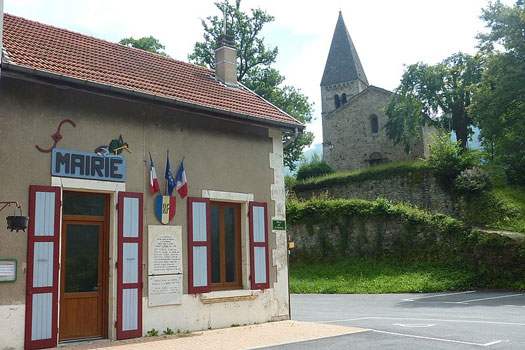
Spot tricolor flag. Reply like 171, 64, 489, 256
149, 152, 160, 194
165, 151, 176, 196
176, 159, 188, 199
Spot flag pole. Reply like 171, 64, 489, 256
165, 149, 169, 196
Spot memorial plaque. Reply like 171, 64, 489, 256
148, 275, 182, 306
148, 225, 182, 275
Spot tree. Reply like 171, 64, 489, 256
384, 53, 482, 152
470, 1, 525, 184
119, 36, 169, 56
189, 0, 314, 170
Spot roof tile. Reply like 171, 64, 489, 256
2, 13, 303, 128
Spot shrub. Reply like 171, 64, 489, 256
285, 175, 297, 193
483, 164, 508, 188
426, 134, 479, 188
296, 154, 334, 181
454, 166, 492, 194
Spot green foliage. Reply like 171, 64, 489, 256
290, 257, 482, 294
163, 327, 175, 335
465, 186, 525, 233
454, 166, 492, 194
426, 134, 479, 188
188, 0, 314, 170
483, 164, 508, 188
384, 52, 482, 151
146, 328, 159, 337
287, 196, 525, 292
284, 175, 297, 193
292, 161, 430, 192
471, 1, 525, 185
119, 36, 169, 56
295, 154, 334, 181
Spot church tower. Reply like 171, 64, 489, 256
321, 12, 369, 163
321, 12, 368, 118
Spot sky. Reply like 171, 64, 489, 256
3, 0, 514, 148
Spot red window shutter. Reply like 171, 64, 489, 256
249, 202, 270, 290
25, 186, 61, 350
187, 197, 211, 294
116, 192, 143, 340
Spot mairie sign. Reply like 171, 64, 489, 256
51, 149, 126, 182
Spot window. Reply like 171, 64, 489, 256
334, 94, 341, 109
370, 115, 379, 134
210, 201, 242, 290
187, 197, 269, 293
341, 93, 347, 105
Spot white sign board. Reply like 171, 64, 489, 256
0, 260, 17, 282
148, 225, 182, 275
148, 275, 182, 306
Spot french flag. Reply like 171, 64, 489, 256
149, 152, 160, 194
176, 160, 188, 199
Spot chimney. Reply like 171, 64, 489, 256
215, 34, 237, 87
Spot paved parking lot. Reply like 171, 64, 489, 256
264, 291, 525, 349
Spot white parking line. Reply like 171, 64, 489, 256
402, 290, 475, 302
319, 316, 525, 326
372, 330, 506, 347
392, 323, 435, 328
449, 293, 524, 304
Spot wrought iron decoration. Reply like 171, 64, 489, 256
35, 119, 77, 153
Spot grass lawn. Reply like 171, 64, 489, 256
289, 257, 524, 294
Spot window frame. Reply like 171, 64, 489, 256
370, 115, 379, 134
209, 201, 243, 291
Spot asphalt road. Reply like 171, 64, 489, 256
263, 291, 525, 349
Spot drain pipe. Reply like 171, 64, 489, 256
283, 128, 300, 148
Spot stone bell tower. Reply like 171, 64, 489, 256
321, 12, 369, 160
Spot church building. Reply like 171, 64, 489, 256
321, 12, 431, 172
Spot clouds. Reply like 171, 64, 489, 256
4, 0, 512, 146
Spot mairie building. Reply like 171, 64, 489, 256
0, 10, 301, 350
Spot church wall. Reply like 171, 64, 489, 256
323, 88, 426, 172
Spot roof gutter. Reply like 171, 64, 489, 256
2, 62, 305, 133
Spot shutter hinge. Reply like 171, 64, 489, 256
115, 203, 119, 210
114, 320, 118, 329
115, 261, 118, 269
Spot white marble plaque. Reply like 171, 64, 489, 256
148, 225, 182, 275
148, 275, 182, 306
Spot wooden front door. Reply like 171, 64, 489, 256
59, 192, 109, 341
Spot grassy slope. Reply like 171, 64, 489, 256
290, 257, 525, 294
292, 161, 430, 192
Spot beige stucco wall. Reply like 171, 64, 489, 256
322, 87, 426, 172
0, 76, 288, 347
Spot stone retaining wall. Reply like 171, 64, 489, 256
295, 172, 461, 216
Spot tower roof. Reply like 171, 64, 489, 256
321, 12, 368, 86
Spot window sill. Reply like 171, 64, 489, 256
199, 289, 260, 304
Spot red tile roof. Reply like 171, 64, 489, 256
1, 13, 303, 129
